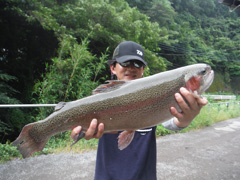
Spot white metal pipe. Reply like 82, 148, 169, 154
0, 104, 57, 108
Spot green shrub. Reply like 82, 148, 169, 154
0, 142, 20, 162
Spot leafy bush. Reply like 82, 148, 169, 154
156, 124, 173, 136
33, 37, 108, 119
0, 142, 20, 162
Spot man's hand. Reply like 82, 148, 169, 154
71, 119, 105, 141
170, 87, 208, 128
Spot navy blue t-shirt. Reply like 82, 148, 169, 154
94, 127, 157, 180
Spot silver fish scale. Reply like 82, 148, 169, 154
32, 74, 187, 135
13, 64, 214, 158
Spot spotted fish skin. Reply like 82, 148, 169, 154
13, 63, 214, 158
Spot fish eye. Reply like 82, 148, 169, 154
201, 69, 206, 75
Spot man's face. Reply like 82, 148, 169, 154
110, 62, 144, 81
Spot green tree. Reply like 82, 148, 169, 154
2, 0, 240, 143
0, 71, 30, 142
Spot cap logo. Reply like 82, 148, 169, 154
136, 49, 143, 56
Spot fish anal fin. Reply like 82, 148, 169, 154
92, 80, 127, 94
55, 102, 67, 111
118, 130, 135, 150
70, 131, 85, 147
12, 123, 48, 158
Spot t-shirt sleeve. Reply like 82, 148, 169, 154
162, 118, 186, 131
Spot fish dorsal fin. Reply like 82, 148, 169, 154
55, 102, 66, 111
92, 80, 127, 94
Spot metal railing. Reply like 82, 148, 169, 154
202, 95, 236, 100
207, 101, 240, 112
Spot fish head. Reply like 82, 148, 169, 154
184, 64, 214, 95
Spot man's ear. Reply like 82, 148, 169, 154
110, 65, 116, 75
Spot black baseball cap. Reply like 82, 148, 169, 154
108, 41, 147, 66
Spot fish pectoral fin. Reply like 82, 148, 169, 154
92, 80, 127, 94
118, 130, 135, 150
70, 131, 85, 147
55, 102, 67, 111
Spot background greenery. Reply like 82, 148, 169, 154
0, 0, 240, 154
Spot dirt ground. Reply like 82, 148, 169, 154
1, 117, 240, 180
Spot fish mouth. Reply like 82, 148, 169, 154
198, 70, 214, 95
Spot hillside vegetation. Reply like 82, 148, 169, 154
0, 0, 239, 144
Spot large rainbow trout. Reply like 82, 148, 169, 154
13, 63, 214, 158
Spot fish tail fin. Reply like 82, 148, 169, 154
12, 123, 47, 158
118, 130, 135, 150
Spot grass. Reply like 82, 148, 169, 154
1, 101, 240, 163
156, 101, 240, 136
29, 132, 99, 157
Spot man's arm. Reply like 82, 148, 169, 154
162, 118, 185, 131
163, 87, 208, 131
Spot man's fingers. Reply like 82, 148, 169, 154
94, 123, 104, 139
85, 118, 98, 140
170, 106, 183, 120
180, 88, 198, 108
71, 126, 82, 140
170, 87, 209, 128
71, 119, 106, 141
196, 97, 208, 107
175, 91, 190, 113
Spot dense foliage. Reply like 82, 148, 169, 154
0, 0, 239, 142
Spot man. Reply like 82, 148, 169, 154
71, 41, 207, 179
